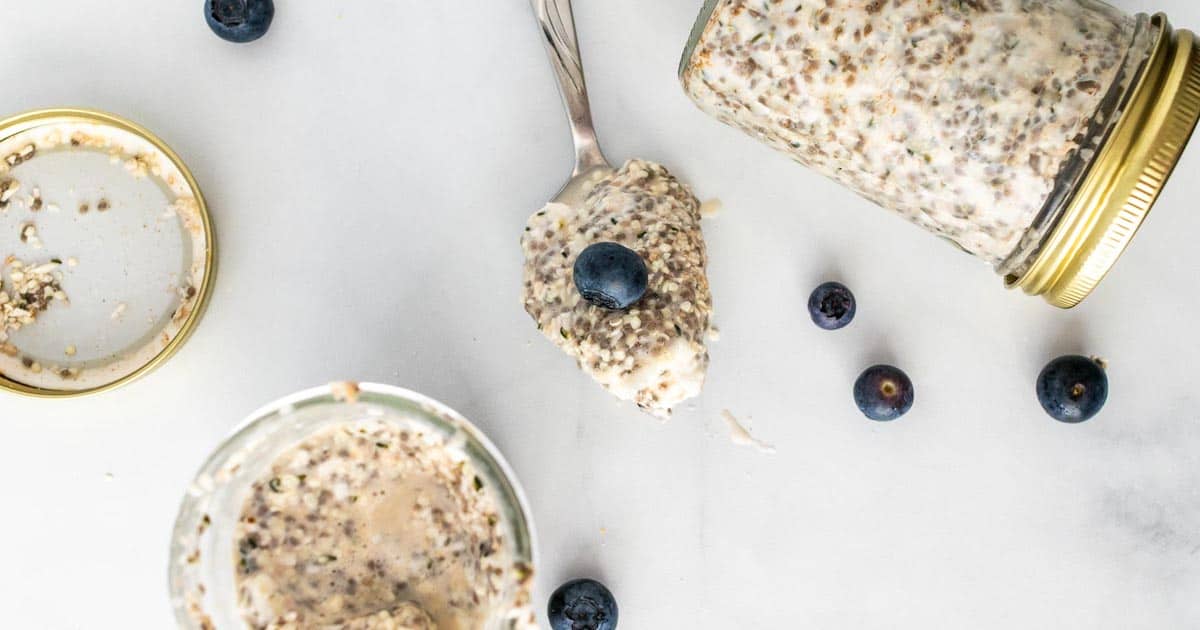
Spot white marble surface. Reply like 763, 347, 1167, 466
2, 1, 1199, 628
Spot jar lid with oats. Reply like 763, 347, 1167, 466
0, 108, 214, 395
680, 2, 1200, 308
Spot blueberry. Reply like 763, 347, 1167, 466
573, 243, 648, 310
808, 281, 856, 330
1036, 355, 1108, 423
548, 578, 618, 630
205, 0, 274, 43
853, 365, 914, 421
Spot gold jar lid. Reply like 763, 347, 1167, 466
0, 109, 216, 397
1009, 14, 1200, 308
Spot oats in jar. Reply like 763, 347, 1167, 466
234, 420, 526, 629
681, 0, 1154, 266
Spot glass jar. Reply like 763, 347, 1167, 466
168, 383, 537, 629
680, 1, 1200, 307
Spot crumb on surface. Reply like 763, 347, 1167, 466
721, 409, 777, 454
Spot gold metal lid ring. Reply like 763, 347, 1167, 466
0, 108, 216, 398
1009, 14, 1200, 308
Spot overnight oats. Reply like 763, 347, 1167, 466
522, 159, 714, 418
0, 109, 211, 393
169, 383, 536, 630
681, 1, 1200, 306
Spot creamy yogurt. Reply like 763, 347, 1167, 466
522, 159, 713, 417
681, 0, 1151, 265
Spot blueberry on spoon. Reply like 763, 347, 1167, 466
205, 0, 274, 43
549, 578, 618, 630
854, 365, 914, 421
574, 242, 648, 310
1037, 355, 1108, 423
808, 281, 856, 330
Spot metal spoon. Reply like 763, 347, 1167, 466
531, 0, 614, 206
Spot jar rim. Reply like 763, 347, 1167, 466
678, 0, 722, 82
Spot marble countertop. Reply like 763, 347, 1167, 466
2, 1, 1197, 627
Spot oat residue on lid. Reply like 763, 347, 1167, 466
0, 120, 210, 390
1, 257, 68, 340
521, 159, 714, 417
0, 177, 21, 209
18, 222, 41, 248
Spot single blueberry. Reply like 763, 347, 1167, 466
1036, 355, 1108, 423
548, 578, 618, 630
205, 0, 274, 43
808, 281, 856, 330
573, 242, 648, 310
854, 365, 914, 421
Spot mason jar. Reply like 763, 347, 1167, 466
680, 1, 1200, 307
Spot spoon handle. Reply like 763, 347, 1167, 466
531, 0, 610, 175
